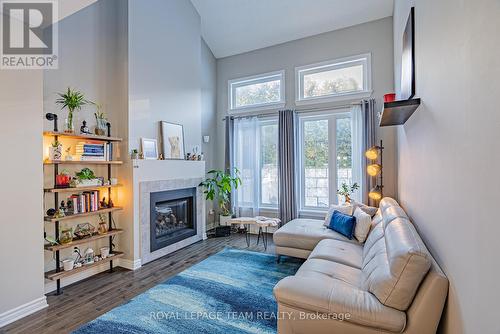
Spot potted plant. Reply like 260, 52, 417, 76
94, 103, 108, 136
49, 139, 62, 161
131, 149, 139, 160
199, 168, 241, 226
56, 87, 90, 133
337, 182, 359, 204
73, 168, 102, 187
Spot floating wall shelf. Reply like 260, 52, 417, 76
379, 98, 421, 127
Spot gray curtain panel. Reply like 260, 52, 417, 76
278, 109, 297, 225
224, 116, 235, 212
362, 99, 377, 205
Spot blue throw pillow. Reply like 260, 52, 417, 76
328, 210, 357, 239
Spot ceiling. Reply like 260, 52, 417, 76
191, 0, 394, 58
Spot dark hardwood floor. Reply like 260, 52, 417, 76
2, 233, 277, 334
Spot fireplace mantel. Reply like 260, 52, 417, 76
129, 159, 206, 266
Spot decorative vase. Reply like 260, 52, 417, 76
97, 222, 108, 235
59, 229, 73, 245
65, 110, 75, 133
219, 215, 232, 226
49, 145, 62, 161
344, 195, 351, 204
95, 118, 107, 136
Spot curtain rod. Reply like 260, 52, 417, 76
222, 101, 362, 121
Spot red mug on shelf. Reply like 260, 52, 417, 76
384, 93, 396, 103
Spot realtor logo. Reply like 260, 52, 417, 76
1, 0, 58, 69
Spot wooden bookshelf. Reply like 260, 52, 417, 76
43, 130, 124, 295
44, 207, 123, 223
44, 229, 124, 251
44, 184, 123, 193
45, 252, 124, 281
44, 160, 123, 165
43, 131, 123, 142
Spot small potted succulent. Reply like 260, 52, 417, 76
49, 139, 62, 161
131, 149, 139, 160
337, 182, 359, 204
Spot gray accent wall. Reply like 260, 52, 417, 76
394, 1, 500, 333
215, 17, 397, 198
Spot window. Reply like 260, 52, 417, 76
298, 110, 355, 214
234, 117, 278, 210
296, 54, 371, 104
229, 71, 285, 112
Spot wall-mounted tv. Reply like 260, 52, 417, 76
400, 7, 415, 100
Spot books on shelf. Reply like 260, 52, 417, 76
69, 191, 100, 214
76, 141, 113, 161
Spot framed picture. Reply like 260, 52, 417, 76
141, 138, 158, 160
160, 121, 185, 160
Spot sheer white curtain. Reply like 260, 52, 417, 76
233, 116, 260, 216
350, 104, 364, 202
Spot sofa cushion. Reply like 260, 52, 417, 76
273, 219, 360, 251
296, 258, 362, 287
353, 207, 371, 243
323, 204, 353, 227
351, 200, 378, 217
273, 275, 407, 332
328, 210, 356, 239
308, 239, 363, 269
361, 217, 431, 311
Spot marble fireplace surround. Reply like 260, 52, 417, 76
140, 177, 206, 264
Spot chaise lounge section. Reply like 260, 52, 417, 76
273, 198, 448, 333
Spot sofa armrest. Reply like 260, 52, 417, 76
273, 276, 406, 333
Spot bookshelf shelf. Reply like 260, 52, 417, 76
43, 131, 122, 142
45, 252, 124, 280
44, 207, 123, 223
44, 229, 124, 251
44, 160, 123, 165
44, 184, 123, 193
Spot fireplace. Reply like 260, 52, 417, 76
150, 187, 197, 252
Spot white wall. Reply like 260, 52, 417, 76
215, 17, 397, 199
128, 0, 201, 154
41, 0, 128, 278
123, 0, 203, 262
0, 0, 110, 325
201, 38, 218, 228
0, 70, 46, 322
394, 1, 500, 333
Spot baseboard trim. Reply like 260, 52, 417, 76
118, 258, 142, 270
0, 296, 48, 328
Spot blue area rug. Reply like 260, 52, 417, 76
73, 248, 302, 334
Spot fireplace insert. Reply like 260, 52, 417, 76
150, 187, 197, 252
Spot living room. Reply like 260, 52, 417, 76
0, 0, 498, 333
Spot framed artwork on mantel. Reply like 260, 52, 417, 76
160, 121, 185, 160
141, 138, 158, 160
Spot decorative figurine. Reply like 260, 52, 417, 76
108, 198, 114, 208
66, 200, 73, 213
159, 153, 164, 160
60, 200, 67, 213
80, 120, 91, 134
46, 208, 56, 217
186, 153, 191, 160
100, 197, 108, 208
64, 146, 73, 161
54, 209, 65, 218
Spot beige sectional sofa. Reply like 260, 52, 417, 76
273, 197, 448, 334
